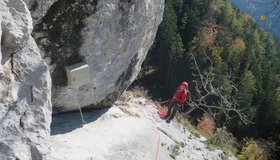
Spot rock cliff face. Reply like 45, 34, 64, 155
0, 0, 163, 158
32, 0, 164, 113
0, 0, 52, 159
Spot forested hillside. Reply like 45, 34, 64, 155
141, 0, 280, 158
231, 0, 280, 40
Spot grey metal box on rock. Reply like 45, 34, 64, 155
65, 62, 90, 88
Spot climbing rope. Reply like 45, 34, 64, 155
141, 102, 161, 160
71, 89, 87, 125
158, 99, 171, 105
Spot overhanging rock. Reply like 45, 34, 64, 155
33, 0, 164, 113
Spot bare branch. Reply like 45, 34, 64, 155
187, 52, 253, 125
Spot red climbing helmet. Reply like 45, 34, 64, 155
181, 82, 188, 88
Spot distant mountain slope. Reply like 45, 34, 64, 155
231, 0, 280, 40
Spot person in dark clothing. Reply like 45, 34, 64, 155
165, 82, 189, 123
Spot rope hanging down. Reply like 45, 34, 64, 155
72, 89, 87, 125
141, 102, 161, 160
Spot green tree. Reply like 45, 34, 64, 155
143, 1, 280, 152
265, 87, 280, 129
238, 70, 257, 120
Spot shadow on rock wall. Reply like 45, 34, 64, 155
51, 107, 110, 135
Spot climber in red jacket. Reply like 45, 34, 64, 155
165, 82, 189, 123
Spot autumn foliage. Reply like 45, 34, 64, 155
238, 139, 277, 160
196, 113, 215, 137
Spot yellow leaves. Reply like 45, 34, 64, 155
234, 37, 246, 53
211, 46, 223, 71
260, 15, 266, 21
212, 51, 223, 69
238, 139, 269, 160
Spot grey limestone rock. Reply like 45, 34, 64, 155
0, 0, 52, 159
33, 0, 164, 113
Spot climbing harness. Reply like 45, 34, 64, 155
159, 99, 185, 113
159, 90, 192, 113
